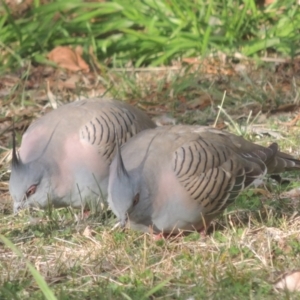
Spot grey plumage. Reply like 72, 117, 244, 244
9, 98, 156, 213
108, 125, 300, 234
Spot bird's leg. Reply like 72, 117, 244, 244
197, 227, 208, 237
194, 221, 211, 237
148, 226, 163, 240
78, 203, 91, 220
83, 209, 91, 218
152, 232, 165, 240
148, 226, 174, 240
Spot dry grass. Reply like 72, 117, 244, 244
1, 57, 300, 299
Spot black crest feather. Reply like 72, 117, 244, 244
12, 125, 21, 168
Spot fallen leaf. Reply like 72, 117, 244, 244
274, 270, 300, 292
278, 112, 300, 127
182, 57, 201, 65
251, 188, 272, 198
213, 121, 227, 130
187, 94, 212, 110
182, 55, 237, 76
47, 46, 90, 73
241, 126, 284, 139
82, 226, 92, 238
264, 227, 283, 240
58, 74, 81, 90
264, 0, 276, 4
270, 103, 299, 114
153, 114, 177, 126
280, 187, 300, 199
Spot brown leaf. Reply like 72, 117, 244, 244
264, 0, 275, 4
280, 187, 300, 199
270, 104, 299, 114
187, 94, 212, 110
59, 74, 82, 90
213, 121, 227, 130
153, 114, 177, 126
251, 188, 272, 198
47, 46, 90, 73
182, 57, 201, 65
82, 226, 93, 238
278, 112, 300, 127
243, 126, 283, 139
274, 270, 300, 292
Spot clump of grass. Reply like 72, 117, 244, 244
2, 201, 300, 299
0, 235, 57, 300
1, 0, 300, 70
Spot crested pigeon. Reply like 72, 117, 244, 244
108, 125, 300, 234
9, 98, 156, 213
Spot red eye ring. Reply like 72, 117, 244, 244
26, 185, 37, 198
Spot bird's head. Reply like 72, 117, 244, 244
107, 138, 142, 227
108, 133, 156, 227
9, 127, 60, 213
9, 157, 55, 213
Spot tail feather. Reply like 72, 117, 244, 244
240, 141, 300, 174
268, 144, 300, 173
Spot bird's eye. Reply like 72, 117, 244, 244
26, 185, 37, 198
133, 193, 139, 206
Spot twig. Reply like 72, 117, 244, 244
111, 66, 182, 72
258, 57, 288, 63
213, 90, 226, 128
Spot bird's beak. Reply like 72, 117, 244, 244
13, 201, 23, 214
120, 215, 128, 228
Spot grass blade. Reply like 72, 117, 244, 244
0, 235, 57, 300
143, 278, 172, 298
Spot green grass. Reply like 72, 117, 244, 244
0, 0, 300, 71
1, 199, 300, 299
